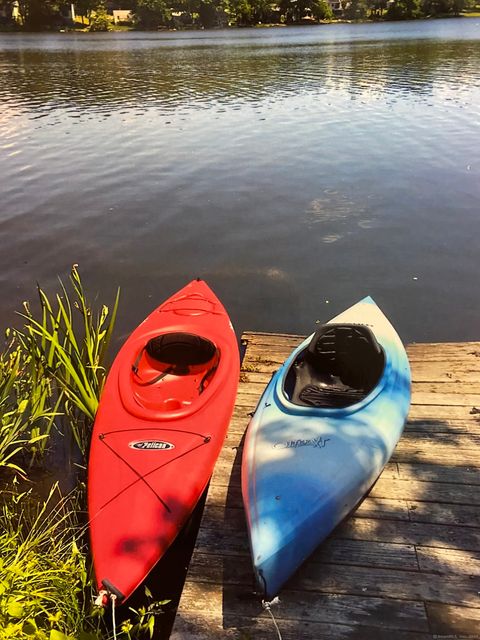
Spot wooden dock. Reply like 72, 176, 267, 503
171, 333, 480, 640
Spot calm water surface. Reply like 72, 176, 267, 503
1, 19, 479, 344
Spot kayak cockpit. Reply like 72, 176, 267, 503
284, 324, 385, 409
128, 332, 220, 414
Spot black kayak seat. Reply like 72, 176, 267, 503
145, 332, 218, 375
286, 324, 385, 409
131, 332, 219, 392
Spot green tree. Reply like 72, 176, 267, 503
75, 0, 98, 22
197, 0, 219, 26
0, 0, 15, 18
386, 0, 421, 18
171, 0, 226, 27
310, 0, 334, 19
343, 0, 368, 19
451, 0, 466, 13
134, 0, 171, 27
422, 0, 465, 13
251, 0, 278, 23
280, 0, 333, 20
226, 0, 254, 25
16, 0, 63, 29
278, 0, 312, 22
89, 1, 111, 29
368, 0, 388, 18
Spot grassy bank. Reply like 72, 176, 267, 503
0, 266, 173, 640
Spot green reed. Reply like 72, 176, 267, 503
0, 482, 168, 640
0, 482, 96, 640
0, 340, 56, 476
0, 482, 166, 640
0, 269, 169, 640
14, 265, 120, 457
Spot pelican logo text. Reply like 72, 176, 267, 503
129, 440, 175, 451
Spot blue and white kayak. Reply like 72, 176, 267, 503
241, 297, 411, 600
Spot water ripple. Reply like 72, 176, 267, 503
0, 21, 480, 341
1, 30, 479, 125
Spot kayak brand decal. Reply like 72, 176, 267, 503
274, 436, 330, 450
129, 440, 175, 451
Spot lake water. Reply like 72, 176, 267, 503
1, 19, 479, 345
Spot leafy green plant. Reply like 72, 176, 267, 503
0, 481, 170, 640
0, 268, 171, 640
88, 3, 111, 30
0, 482, 96, 640
119, 587, 170, 640
15, 265, 120, 457
0, 341, 55, 475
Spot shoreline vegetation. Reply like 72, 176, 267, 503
0, 0, 479, 33
0, 267, 173, 640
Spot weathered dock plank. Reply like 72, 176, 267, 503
171, 334, 480, 640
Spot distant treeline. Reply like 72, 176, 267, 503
0, 0, 474, 31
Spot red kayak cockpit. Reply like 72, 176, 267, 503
119, 331, 221, 419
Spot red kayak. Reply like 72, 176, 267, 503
88, 279, 239, 603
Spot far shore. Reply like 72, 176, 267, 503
1, 12, 479, 34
